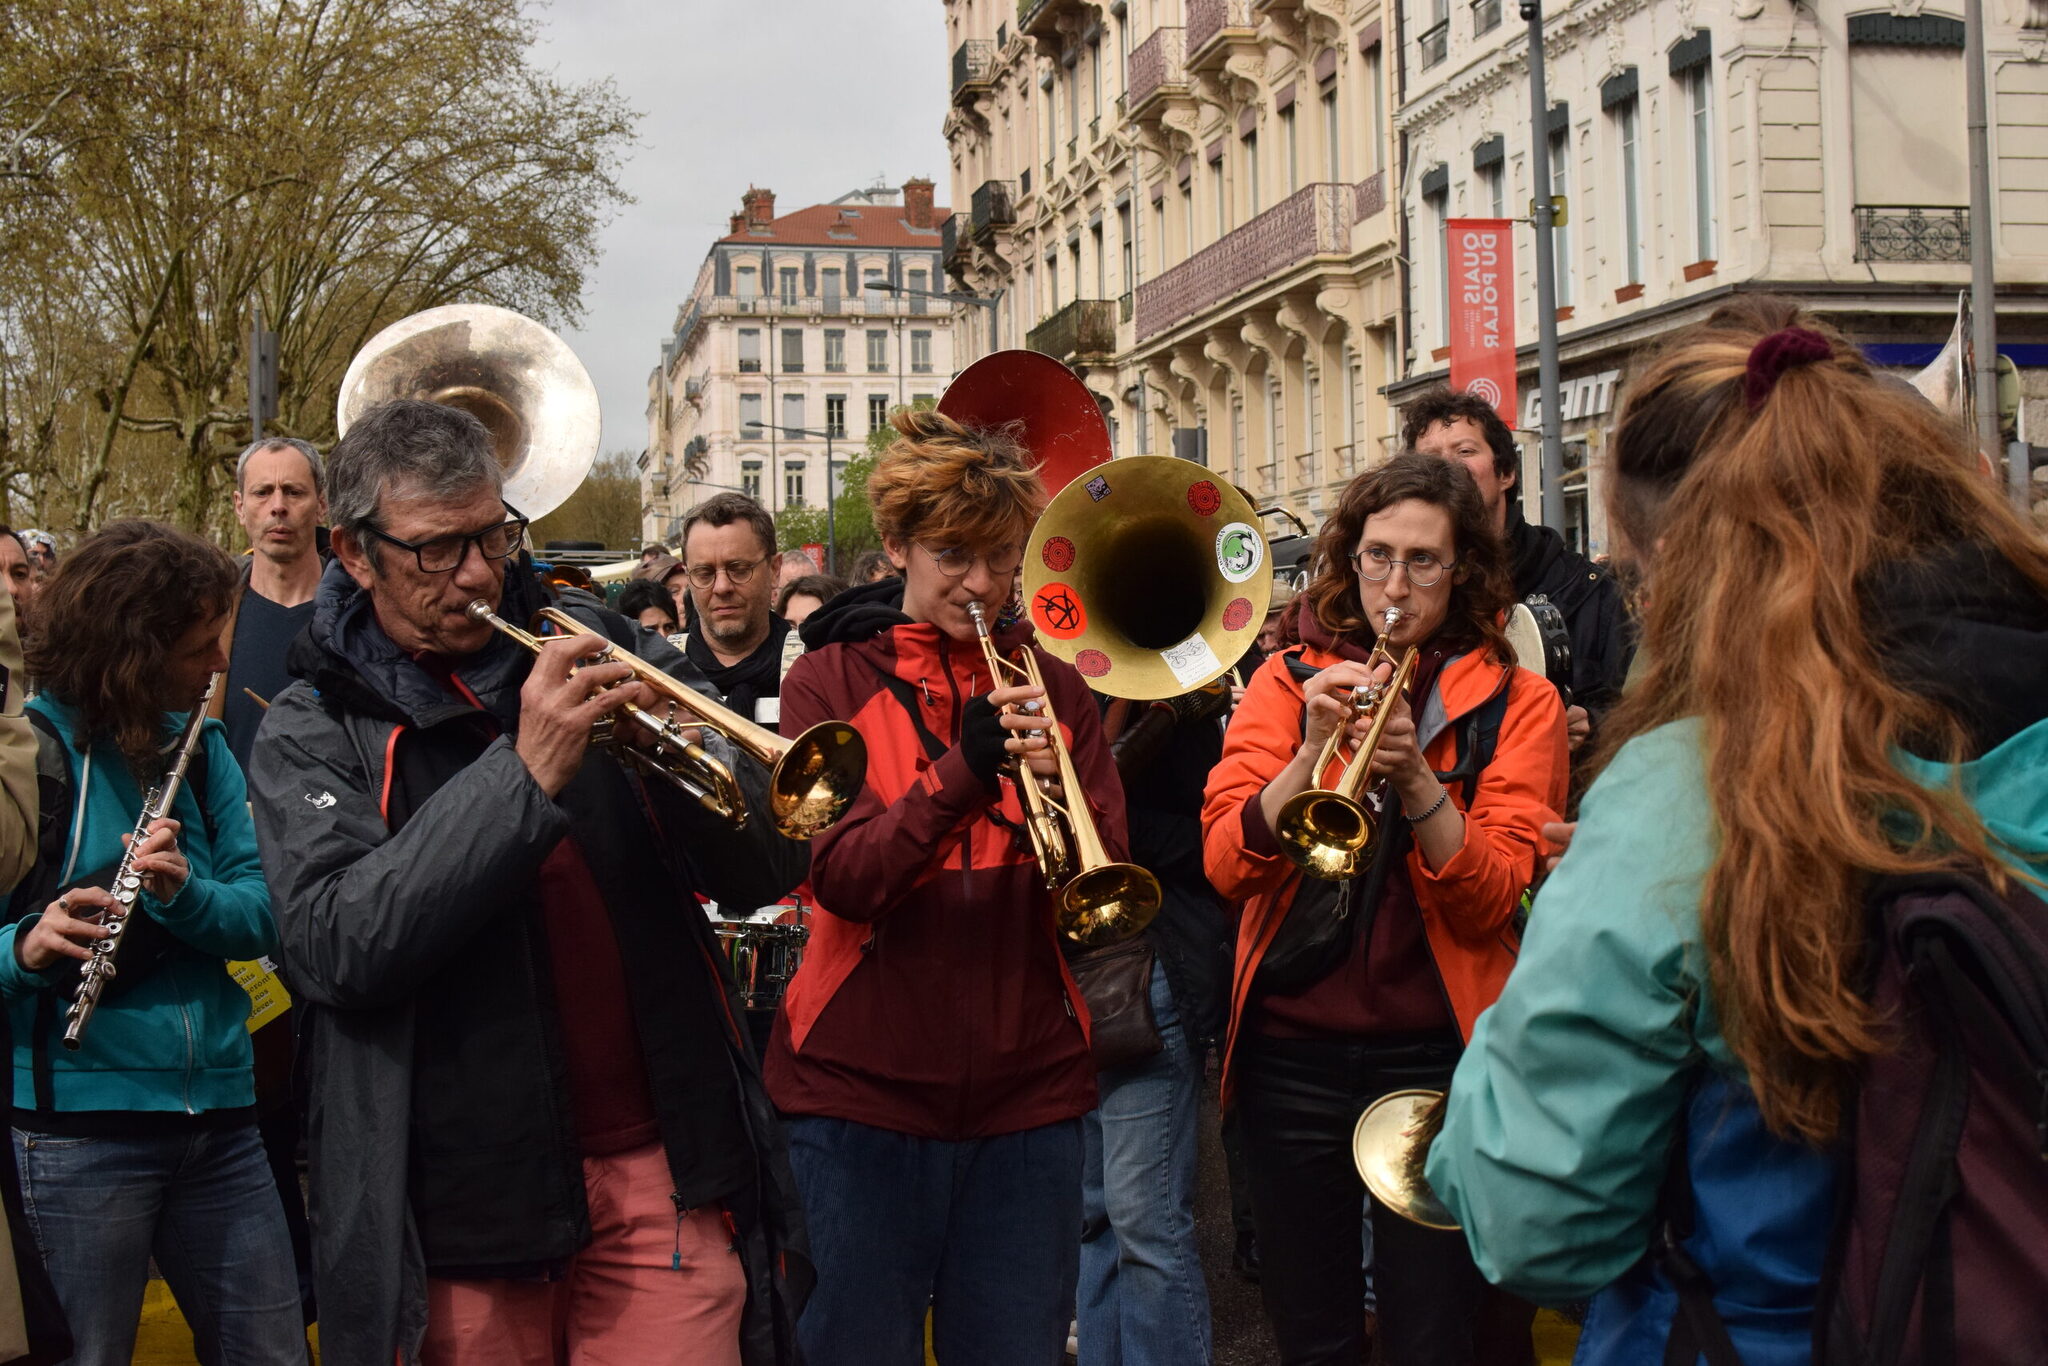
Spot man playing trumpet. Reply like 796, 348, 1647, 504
249, 399, 811, 1366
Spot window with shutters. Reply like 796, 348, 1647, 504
737, 329, 761, 373
825, 395, 847, 439
911, 331, 933, 373
824, 330, 846, 372
781, 329, 803, 373
866, 330, 888, 372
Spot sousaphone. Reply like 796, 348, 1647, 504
337, 304, 601, 520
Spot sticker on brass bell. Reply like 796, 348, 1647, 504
1031, 583, 1087, 640
1221, 596, 1254, 631
1214, 522, 1263, 583
1161, 633, 1223, 688
1075, 649, 1111, 677
1187, 480, 1222, 517
1041, 536, 1076, 572
1085, 475, 1111, 502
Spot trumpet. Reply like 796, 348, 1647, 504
467, 601, 866, 840
1351, 1088, 1459, 1229
969, 602, 1161, 947
1276, 608, 1420, 881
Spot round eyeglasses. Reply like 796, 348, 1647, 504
1354, 547, 1453, 589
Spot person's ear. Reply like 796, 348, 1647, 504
332, 528, 378, 591
884, 537, 910, 572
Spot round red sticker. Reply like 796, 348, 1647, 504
1031, 582, 1088, 640
1075, 649, 1111, 678
1041, 536, 1076, 572
1221, 596, 1254, 631
1187, 481, 1222, 517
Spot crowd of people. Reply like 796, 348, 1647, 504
0, 295, 2035, 1366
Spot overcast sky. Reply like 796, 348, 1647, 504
529, 0, 953, 458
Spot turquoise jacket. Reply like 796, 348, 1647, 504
0, 695, 276, 1114
1429, 715, 2048, 1363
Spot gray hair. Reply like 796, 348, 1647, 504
327, 400, 502, 549
235, 437, 327, 498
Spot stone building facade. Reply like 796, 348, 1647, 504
1390, 0, 2048, 554
944, 0, 1405, 527
643, 181, 958, 545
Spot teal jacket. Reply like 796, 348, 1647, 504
1429, 715, 2048, 1358
0, 695, 276, 1114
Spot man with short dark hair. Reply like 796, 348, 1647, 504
212, 437, 329, 771
676, 493, 800, 724
249, 399, 810, 1366
1402, 387, 1632, 749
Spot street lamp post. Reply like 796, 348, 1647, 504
744, 421, 840, 573
1522, 0, 1567, 534
868, 281, 1002, 354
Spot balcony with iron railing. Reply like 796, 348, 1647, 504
971, 179, 1017, 238
1188, 0, 1256, 66
1855, 206, 1970, 262
1026, 299, 1119, 364
1020, 0, 1089, 39
1134, 183, 1350, 341
952, 40, 996, 102
941, 213, 963, 268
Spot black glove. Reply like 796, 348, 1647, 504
959, 694, 1008, 792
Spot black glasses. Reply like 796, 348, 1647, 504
364, 504, 529, 574
682, 556, 766, 590
1355, 547, 1453, 589
917, 542, 1025, 579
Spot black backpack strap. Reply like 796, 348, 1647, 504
1653, 1083, 1749, 1366
1437, 680, 1512, 807
868, 666, 949, 764
23, 709, 72, 905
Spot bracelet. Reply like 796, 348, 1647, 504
1405, 787, 1451, 824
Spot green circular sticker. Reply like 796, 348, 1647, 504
1215, 522, 1263, 584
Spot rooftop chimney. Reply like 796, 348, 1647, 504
742, 186, 776, 229
902, 178, 935, 230
728, 212, 746, 235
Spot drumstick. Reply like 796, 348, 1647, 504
242, 688, 270, 710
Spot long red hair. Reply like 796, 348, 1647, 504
1598, 297, 2048, 1145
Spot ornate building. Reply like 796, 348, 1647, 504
1390, 0, 2048, 553
943, 0, 1404, 527
643, 181, 957, 544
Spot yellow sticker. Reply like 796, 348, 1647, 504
227, 957, 292, 1034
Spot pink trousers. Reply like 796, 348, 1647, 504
421, 1141, 745, 1366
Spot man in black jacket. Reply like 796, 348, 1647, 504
248, 400, 811, 1366
1403, 387, 1633, 750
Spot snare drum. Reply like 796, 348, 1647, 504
712, 918, 808, 1012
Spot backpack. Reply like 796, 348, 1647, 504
1658, 870, 2048, 1366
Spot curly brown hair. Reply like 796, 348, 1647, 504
867, 407, 1046, 551
28, 521, 238, 775
1302, 452, 1512, 662
1398, 386, 1520, 480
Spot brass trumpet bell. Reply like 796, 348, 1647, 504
1277, 629, 1419, 881
1351, 1089, 1460, 1230
338, 304, 601, 521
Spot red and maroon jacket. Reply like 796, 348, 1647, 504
765, 585, 1125, 1139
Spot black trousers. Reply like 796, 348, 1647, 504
1234, 1030, 1533, 1366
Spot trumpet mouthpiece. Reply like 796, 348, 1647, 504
465, 600, 494, 622
1381, 607, 1402, 629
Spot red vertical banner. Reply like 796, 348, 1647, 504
1446, 219, 1517, 425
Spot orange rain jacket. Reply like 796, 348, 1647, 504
1203, 641, 1567, 1104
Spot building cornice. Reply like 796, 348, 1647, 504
1395, 0, 1656, 137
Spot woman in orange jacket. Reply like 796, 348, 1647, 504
1202, 452, 1567, 1366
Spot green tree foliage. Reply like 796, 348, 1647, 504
0, 0, 636, 538
532, 452, 641, 552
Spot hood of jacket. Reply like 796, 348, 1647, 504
799, 577, 1040, 665
1868, 541, 2048, 761
286, 555, 550, 731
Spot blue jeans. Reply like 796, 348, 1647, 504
786, 1114, 1082, 1366
13, 1121, 305, 1366
1077, 957, 1212, 1366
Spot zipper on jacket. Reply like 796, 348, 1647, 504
671, 1192, 686, 1270
172, 962, 197, 1115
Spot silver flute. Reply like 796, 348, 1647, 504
62, 674, 218, 1050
